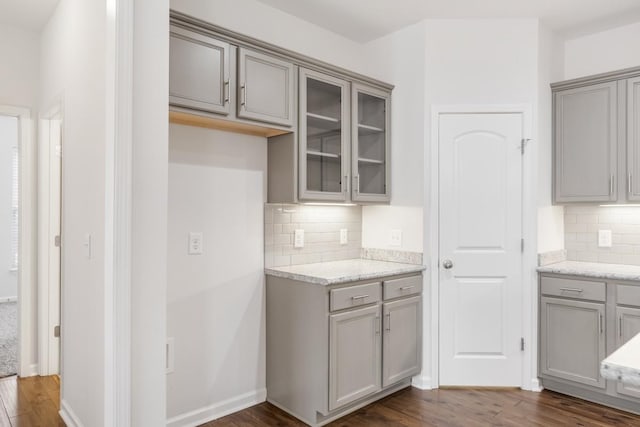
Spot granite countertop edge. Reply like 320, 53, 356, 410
537, 261, 640, 282
265, 261, 426, 286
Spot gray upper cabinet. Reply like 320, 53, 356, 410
627, 77, 640, 201
299, 68, 350, 202
382, 296, 421, 387
169, 25, 231, 115
329, 304, 381, 411
540, 296, 606, 389
554, 82, 617, 203
237, 48, 295, 127
352, 83, 391, 203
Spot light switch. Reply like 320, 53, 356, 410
294, 229, 305, 248
390, 229, 402, 247
340, 229, 348, 245
598, 230, 612, 248
189, 232, 203, 254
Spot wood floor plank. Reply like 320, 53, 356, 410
201, 387, 640, 427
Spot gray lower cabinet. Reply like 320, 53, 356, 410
382, 295, 421, 387
329, 305, 381, 410
169, 25, 231, 115
539, 274, 640, 414
266, 273, 422, 426
540, 296, 606, 389
237, 48, 295, 127
553, 82, 617, 203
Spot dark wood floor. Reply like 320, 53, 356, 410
0, 375, 64, 427
202, 387, 640, 426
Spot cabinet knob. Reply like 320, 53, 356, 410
442, 259, 453, 269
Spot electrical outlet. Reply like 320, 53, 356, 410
294, 229, 305, 248
598, 229, 612, 248
390, 229, 402, 247
189, 232, 203, 254
340, 229, 348, 245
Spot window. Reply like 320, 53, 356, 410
10, 146, 18, 271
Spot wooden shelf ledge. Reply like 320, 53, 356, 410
169, 111, 291, 138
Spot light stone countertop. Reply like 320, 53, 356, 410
537, 261, 640, 282
601, 332, 640, 387
265, 259, 426, 285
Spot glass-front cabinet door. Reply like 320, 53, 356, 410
299, 68, 350, 201
352, 83, 391, 203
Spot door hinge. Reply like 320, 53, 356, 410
54, 235, 61, 247
521, 138, 531, 155
54, 325, 60, 338
521, 337, 525, 351
521, 238, 524, 252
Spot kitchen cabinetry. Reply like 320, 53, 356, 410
352, 84, 391, 203
169, 25, 231, 115
539, 273, 640, 414
552, 66, 640, 204
266, 272, 422, 426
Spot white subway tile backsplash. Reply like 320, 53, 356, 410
264, 204, 363, 268
564, 206, 640, 266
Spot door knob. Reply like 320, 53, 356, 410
442, 259, 453, 269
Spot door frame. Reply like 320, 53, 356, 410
0, 105, 36, 377
425, 104, 538, 391
38, 101, 63, 376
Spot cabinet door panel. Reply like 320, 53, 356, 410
169, 26, 230, 115
329, 305, 381, 410
352, 83, 391, 203
383, 296, 421, 387
237, 48, 294, 127
615, 306, 640, 398
628, 77, 640, 201
540, 297, 606, 388
554, 82, 617, 202
299, 68, 350, 202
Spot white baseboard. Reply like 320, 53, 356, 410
530, 378, 544, 392
411, 375, 434, 390
19, 363, 38, 378
0, 296, 17, 303
166, 388, 267, 427
60, 399, 84, 427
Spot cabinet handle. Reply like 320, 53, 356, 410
385, 313, 391, 332
399, 286, 414, 291
599, 313, 603, 335
224, 80, 230, 104
559, 287, 583, 293
629, 173, 633, 195
610, 174, 615, 196
375, 316, 380, 335
620, 315, 623, 338
241, 83, 247, 106
351, 294, 369, 301
355, 175, 360, 193
344, 174, 349, 194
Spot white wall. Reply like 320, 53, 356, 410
537, 24, 565, 253
0, 22, 40, 374
564, 21, 640, 80
0, 116, 17, 299
167, 125, 267, 423
40, 0, 107, 424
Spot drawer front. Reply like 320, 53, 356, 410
617, 284, 640, 307
383, 275, 422, 300
541, 276, 605, 302
330, 282, 381, 312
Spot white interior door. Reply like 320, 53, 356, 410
438, 112, 523, 386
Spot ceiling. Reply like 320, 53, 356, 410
256, 0, 640, 42
0, 0, 60, 32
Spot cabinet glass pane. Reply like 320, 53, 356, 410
306, 78, 343, 193
357, 92, 386, 195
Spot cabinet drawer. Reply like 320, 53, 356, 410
330, 282, 381, 312
383, 275, 422, 300
617, 284, 640, 307
541, 276, 605, 302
